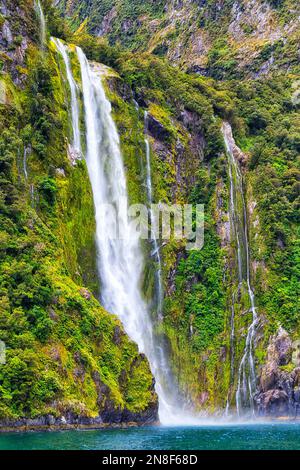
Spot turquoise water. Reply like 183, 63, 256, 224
1, 423, 300, 450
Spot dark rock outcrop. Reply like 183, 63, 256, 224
0, 0, 36, 85
146, 113, 171, 142
0, 403, 158, 432
255, 328, 300, 417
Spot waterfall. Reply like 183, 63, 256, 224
51, 38, 82, 157
23, 146, 30, 180
144, 113, 164, 321
34, 0, 46, 47
222, 122, 258, 416
75, 46, 187, 424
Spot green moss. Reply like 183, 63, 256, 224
0, 36, 157, 421
2, 0, 299, 419
279, 363, 295, 373
56, 161, 99, 294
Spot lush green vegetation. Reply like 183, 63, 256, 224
34, 14, 300, 410
232, 77, 300, 335
0, 15, 156, 421
59, 0, 165, 49
0, 0, 299, 419
58, 0, 300, 80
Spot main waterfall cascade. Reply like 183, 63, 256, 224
76, 47, 187, 424
222, 122, 258, 416
50, 39, 249, 424
50, 36, 192, 423
38, 0, 258, 419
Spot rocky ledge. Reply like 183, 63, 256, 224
0, 404, 159, 433
255, 327, 300, 418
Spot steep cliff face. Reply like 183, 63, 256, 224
70, 10, 300, 414
0, 0, 299, 423
255, 328, 300, 417
0, 1, 157, 429
0, 0, 36, 85
107, 62, 228, 410
59, 0, 300, 77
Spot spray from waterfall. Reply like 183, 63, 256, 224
144, 112, 164, 321
222, 122, 258, 416
34, 0, 46, 47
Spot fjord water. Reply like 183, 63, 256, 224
75, 47, 183, 424
1, 423, 300, 450
222, 122, 258, 415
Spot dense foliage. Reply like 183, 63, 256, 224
0, 22, 156, 420
0, 0, 299, 419
233, 77, 300, 333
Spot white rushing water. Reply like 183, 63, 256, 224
144, 112, 163, 321
75, 46, 187, 424
34, 0, 46, 47
23, 146, 30, 180
222, 122, 258, 416
51, 38, 82, 156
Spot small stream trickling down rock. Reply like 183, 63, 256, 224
34, 1, 46, 48
222, 122, 258, 416
51, 38, 82, 158
144, 111, 164, 322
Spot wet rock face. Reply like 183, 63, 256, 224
0, 0, 36, 85
97, 6, 117, 36
100, 401, 158, 425
276, 329, 293, 366
0, 403, 159, 431
146, 113, 171, 142
256, 389, 289, 416
0, 368, 158, 431
255, 328, 300, 417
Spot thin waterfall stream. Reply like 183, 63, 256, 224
23, 146, 30, 180
222, 122, 258, 416
51, 38, 82, 158
34, 0, 46, 47
144, 112, 164, 321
